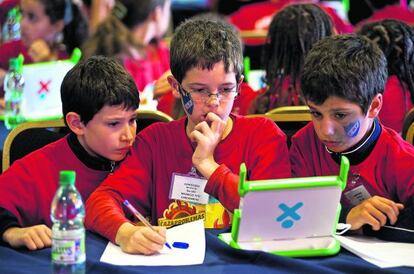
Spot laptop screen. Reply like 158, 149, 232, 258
238, 185, 342, 242
21, 60, 75, 121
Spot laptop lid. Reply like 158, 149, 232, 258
237, 181, 343, 242
20, 49, 81, 121
232, 156, 349, 250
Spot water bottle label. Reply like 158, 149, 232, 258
52, 230, 85, 264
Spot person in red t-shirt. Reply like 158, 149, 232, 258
82, 0, 171, 93
352, 0, 414, 27
358, 19, 414, 134
228, 0, 352, 46
291, 35, 414, 234
85, 18, 291, 255
249, 4, 334, 114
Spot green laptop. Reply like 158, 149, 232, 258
219, 156, 349, 257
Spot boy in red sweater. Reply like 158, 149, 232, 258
290, 35, 414, 233
0, 56, 140, 250
85, 18, 291, 255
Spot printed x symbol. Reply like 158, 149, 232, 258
276, 202, 304, 229
37, 80, 51, 94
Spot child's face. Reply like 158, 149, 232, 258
20, 0, 64, 46
77, 105, 137, 161
308, 95, 381, 153
177, 61, 239, 132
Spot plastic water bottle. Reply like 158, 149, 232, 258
4, 55, 25, 130
50, 171, 85, 274
1, 7, 21, 43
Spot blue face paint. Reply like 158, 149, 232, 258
181, 91, 194, 115
172, 241, 189, 249
344, 120, 360, 138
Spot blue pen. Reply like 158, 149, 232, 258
123, 200, 172, 249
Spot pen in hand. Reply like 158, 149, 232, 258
123, 200, 172, 249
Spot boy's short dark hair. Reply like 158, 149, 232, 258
169, 18, 243, 83
61, 56, 140, 126
301, 34, 388, 114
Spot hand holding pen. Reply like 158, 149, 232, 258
123, 200, 171, 249
114, 200, 169, 255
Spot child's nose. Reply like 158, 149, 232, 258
321, 118, 336, 136
205, 93, 220, 108
122, 125, 135, 142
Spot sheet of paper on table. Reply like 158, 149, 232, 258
100, 219, 205, 266
336, 235, 414, 268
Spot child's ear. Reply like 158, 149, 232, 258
65, 112, 85, 135
167, 75, 180, 98
367, 94, 383, 118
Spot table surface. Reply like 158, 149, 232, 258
0, 230, 412, 274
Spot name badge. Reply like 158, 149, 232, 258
344, 185, 372, 206
169, 168, 209, 205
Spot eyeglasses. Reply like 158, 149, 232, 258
177, 83, 238, 103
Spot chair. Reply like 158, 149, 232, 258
2, 119, 68, 172
266, 105, 311, 115
402, 107, 414, 145
405, 123, 414, 145
239, 30, 268, 40
248, 108, 312, 147
136, 109, 173, 133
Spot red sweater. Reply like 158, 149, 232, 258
379, 76, 413, 133
0, 40, 32, 70
290, 122, 414, 207
85, 114, 291, 242
0, 136, 110, 227
358, 5, 414, 27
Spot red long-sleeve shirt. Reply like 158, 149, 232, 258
0, 136, 110, 227
290, 122, 414, 207
86, 114, 291, 242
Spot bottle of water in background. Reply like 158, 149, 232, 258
4, 55, 25, 130
1, 7, 21, 43
50, 171, 85, 274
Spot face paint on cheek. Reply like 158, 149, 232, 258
181, 92, 194, 115
344, 120, 360, 138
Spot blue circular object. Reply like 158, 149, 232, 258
282, 219, 294, 229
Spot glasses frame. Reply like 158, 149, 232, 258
177, 82, 240, 104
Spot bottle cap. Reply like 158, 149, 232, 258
7, 55, 24, 72
8, 58, 18, 70
59, 170, 76, 186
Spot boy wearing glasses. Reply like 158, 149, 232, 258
85, 18, 291, 255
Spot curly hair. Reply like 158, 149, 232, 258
358, 19, 414, 105
251, 4, 333, 114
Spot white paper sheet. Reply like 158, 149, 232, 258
336, 235, 414, 268
100, 219, 206, 266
